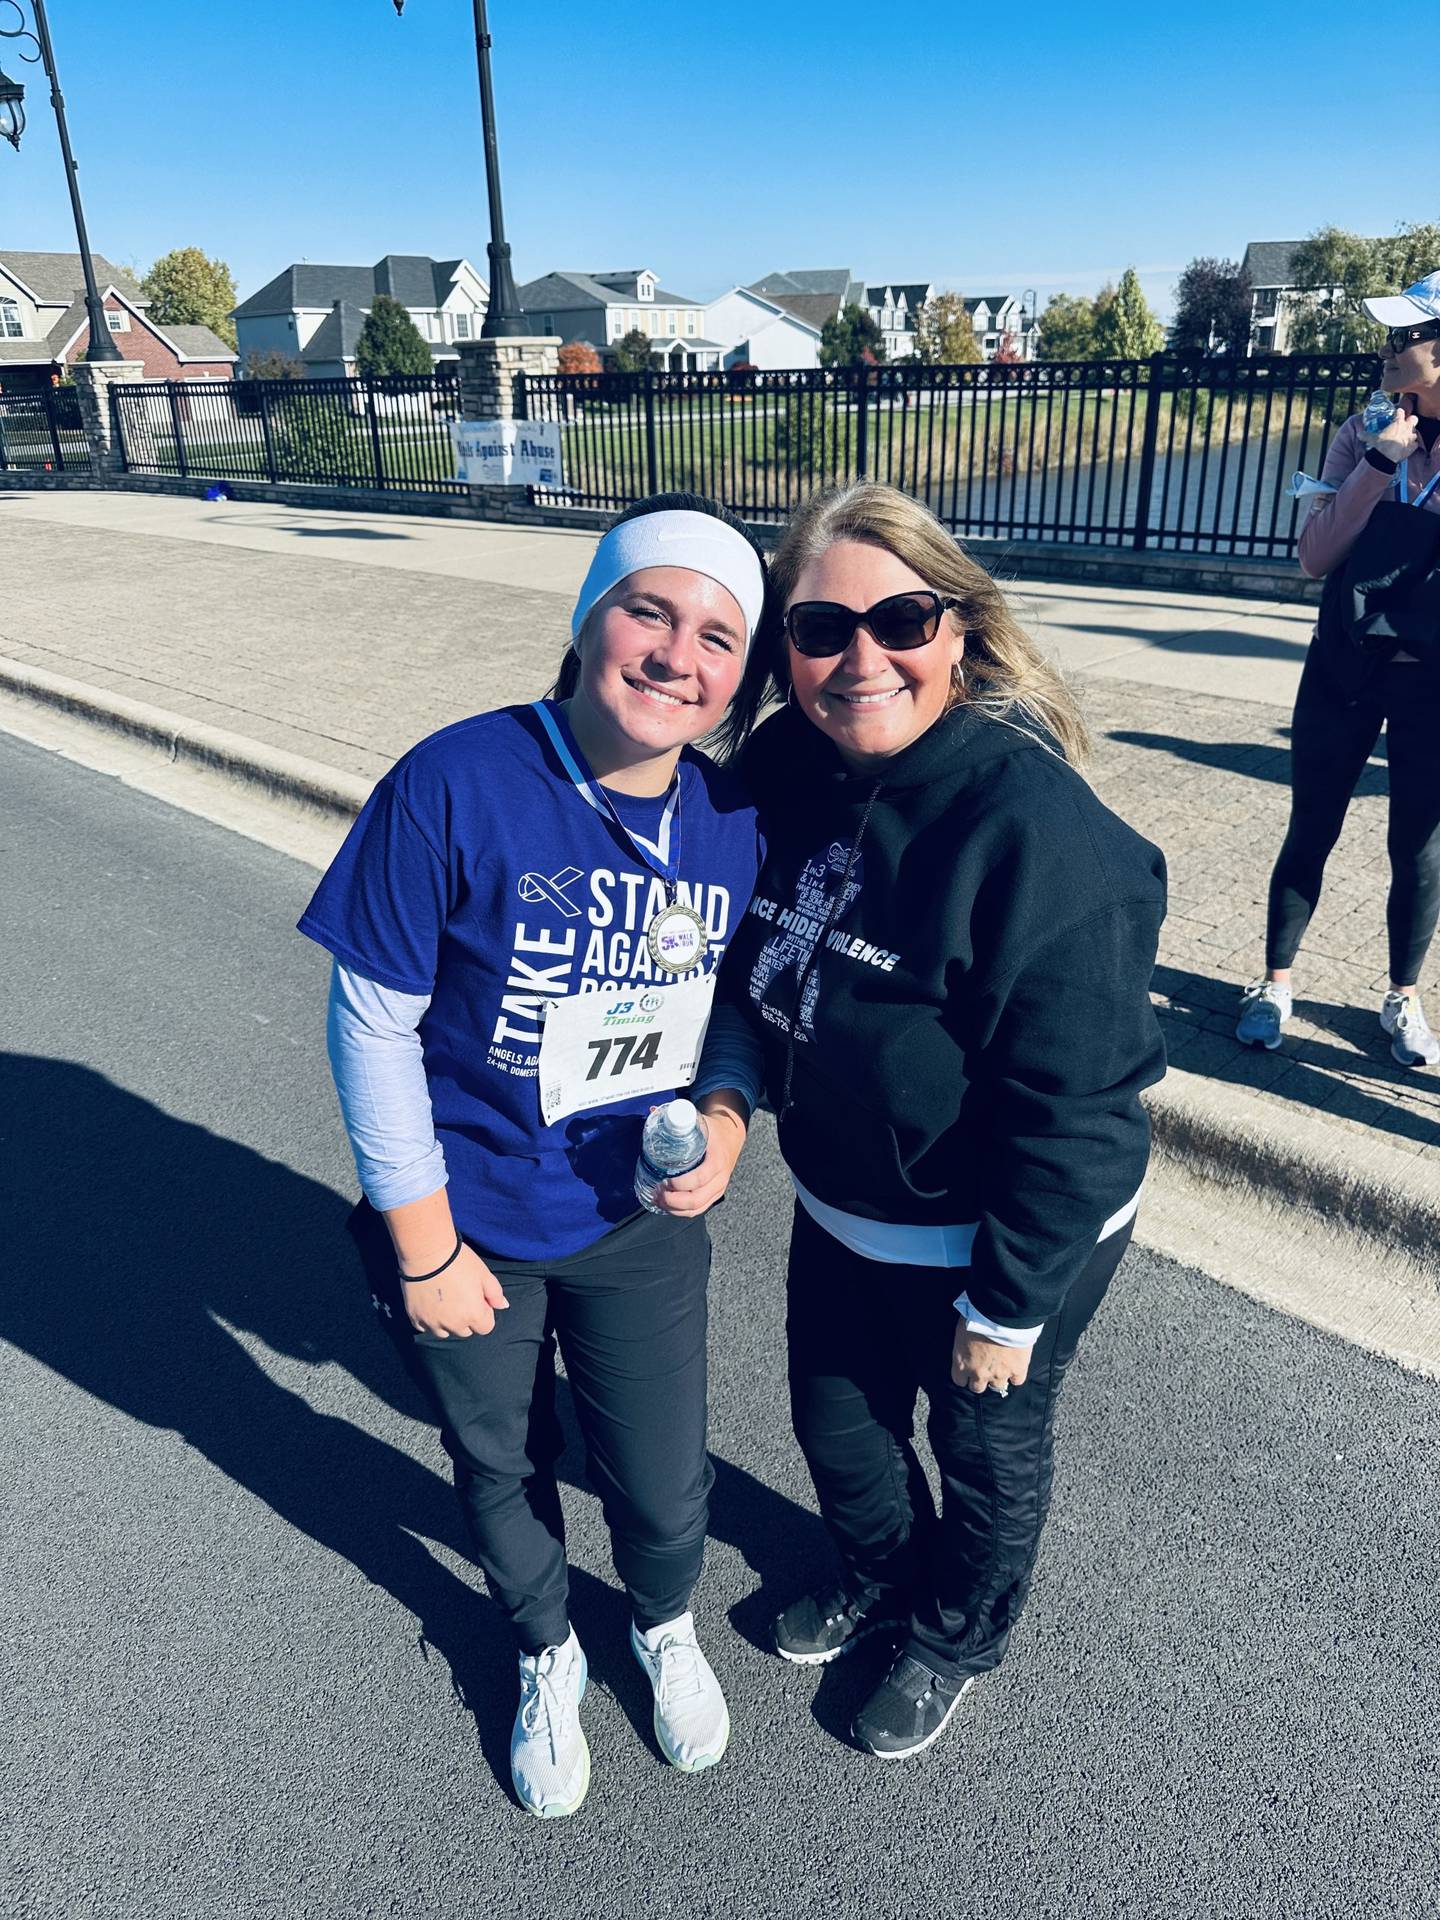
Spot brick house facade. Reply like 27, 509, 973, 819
0, 252, 236, 393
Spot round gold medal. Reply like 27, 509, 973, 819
646, 901, 709, 974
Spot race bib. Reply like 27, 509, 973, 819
538, 975, 716, 1127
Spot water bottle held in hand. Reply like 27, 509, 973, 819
1362, 390, 1398, 435
635, 1099, 708, 1214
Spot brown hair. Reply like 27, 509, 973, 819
724, 483, 1091, 770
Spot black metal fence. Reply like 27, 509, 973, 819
112, 374, 466, 494
0, 384, 87, 472
103, 353, 1383, 562
524, 353, 1381, 557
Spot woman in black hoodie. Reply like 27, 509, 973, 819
657, 483, 1167, 1760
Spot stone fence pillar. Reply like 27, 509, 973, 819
70, 360, 148, 477
454, 335, 561, 514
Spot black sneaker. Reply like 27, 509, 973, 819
852, 1652, 975, 1760
773, 1583, 906, 1667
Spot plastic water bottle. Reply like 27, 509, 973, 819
634, 1099, 708, 1214
1362, 390, 1397, 435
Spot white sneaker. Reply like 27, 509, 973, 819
1380, 991, 1440, 1069
511, 1629, 590, 1818
1236, 978, 1293, 1049
630, 1612, 731, 1773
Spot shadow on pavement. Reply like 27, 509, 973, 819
281, 526, 414, 542
1153, 966, 1439, 1146
1060, 621, 1311, 661
0, 1053, 826, 1789
1110, 730, 1387, 794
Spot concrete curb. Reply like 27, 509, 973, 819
0, 657, 373, 823
1147, 1064, 1440, 1291
3, 658, 1432, 1298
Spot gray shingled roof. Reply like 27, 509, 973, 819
234, 255, 472, 319
164, 322, 236, 359
754, 290, 843, 329
302, 301, 369, 362
515, 270, 613, 311
0, 250, 144, 305
1240, 241, 1302, 290
0, 339, 52, 364
752, 269, 859, 300
866, 282, 932, 310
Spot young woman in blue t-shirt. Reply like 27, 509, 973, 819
300, 494, 768, 1819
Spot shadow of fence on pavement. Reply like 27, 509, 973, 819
0, 1053, 830, 1793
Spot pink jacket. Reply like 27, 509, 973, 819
1298, 405, 1440, 580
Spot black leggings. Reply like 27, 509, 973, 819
351, 1200, 712, 1655
786, 1202, 1133, 1681
1266, 655, 1440, 985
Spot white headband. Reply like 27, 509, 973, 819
570, 509, 766, 650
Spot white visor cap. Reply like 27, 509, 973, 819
1363, 271, 1440, 330
570, 509, 766, 650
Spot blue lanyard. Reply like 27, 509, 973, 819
1396, 458, 1440, 509
531, 700, 682, 888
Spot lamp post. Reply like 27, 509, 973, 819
0, 0, 121, 362
1022, 287, 1037, 360
393, 0, 529, 337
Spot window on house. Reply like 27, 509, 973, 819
0, 298, 21, 339
639, 278, 654, 302
105, 310, 129, 333
666, 311, 676, 335
686, 311, 696, 336
984, 334, 997, 350
454, 312, 471, 340
543, 314, 554, 335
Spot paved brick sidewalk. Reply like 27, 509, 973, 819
4, 506, 1436, 1170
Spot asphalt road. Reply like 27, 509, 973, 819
2, 731, 1437, 1920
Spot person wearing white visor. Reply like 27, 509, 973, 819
298, 492, 769, 1816
1237, 270, 1440, 1069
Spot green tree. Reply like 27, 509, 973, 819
1170, 257, 1252, 356
612, 329, 655, 372
819, 302, 885, 367
1287, 227, 1386, 352
1379, 221, 1440, 293
243, 348, 305, 381
140, 246, 239, 350
1093, 268, 1164, 360
913, 292, 980, 365
354, 294, 433, 379
1035, 292, 1097, 361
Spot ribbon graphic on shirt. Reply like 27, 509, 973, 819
518, 866, 584, 918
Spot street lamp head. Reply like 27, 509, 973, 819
392, 0, 405, 13
0, 65, 24, 151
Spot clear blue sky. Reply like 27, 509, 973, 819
0, 0, 1430, 319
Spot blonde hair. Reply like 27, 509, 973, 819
755, 483, 1091, 771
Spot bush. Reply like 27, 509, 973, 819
557, 340, 602, 375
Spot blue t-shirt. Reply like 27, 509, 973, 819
299, 701, 761, 1261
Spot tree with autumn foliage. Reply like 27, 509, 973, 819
556, 340, 602, 374
913, 292, 981, 366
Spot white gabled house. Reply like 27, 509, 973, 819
702, 287, 823, 370
232, 255, 489, 375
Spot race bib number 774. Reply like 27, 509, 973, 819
537, 975, 716, 1127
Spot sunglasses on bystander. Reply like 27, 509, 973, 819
785, 590, 960, 658
1386, 320, 1440, 355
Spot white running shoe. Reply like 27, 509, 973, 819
1380, 991, 1440, 1069
1236, 978, 1293, 1049
630, 1612, 731, 1773
511, 1629, 590, 1819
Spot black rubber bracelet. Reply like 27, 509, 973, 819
400, 1233, 463, 1285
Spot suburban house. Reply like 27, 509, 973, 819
0, 250, 235, 393
702, 286, 822, 370
965, 294, 1038, 361
746, 269, 864, 340
866, 282, 935, 361
1239, 239, 1383, 355
513, 268, 724, 370
232, 255, 489, 376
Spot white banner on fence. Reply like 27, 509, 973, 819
450, 419, 564, 487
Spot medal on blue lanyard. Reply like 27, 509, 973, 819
1396, 459, 1440, 508
532, 702, 709, 975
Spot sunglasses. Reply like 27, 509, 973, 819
1385, 320, 1440, 354
785, 590, 959, 658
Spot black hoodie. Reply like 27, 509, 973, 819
721, 700, 1168, 1329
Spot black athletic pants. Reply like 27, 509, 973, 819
785, 1202, 1133, 1682
351, 1200, 713, 1656
1266, 654, 1440, 985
